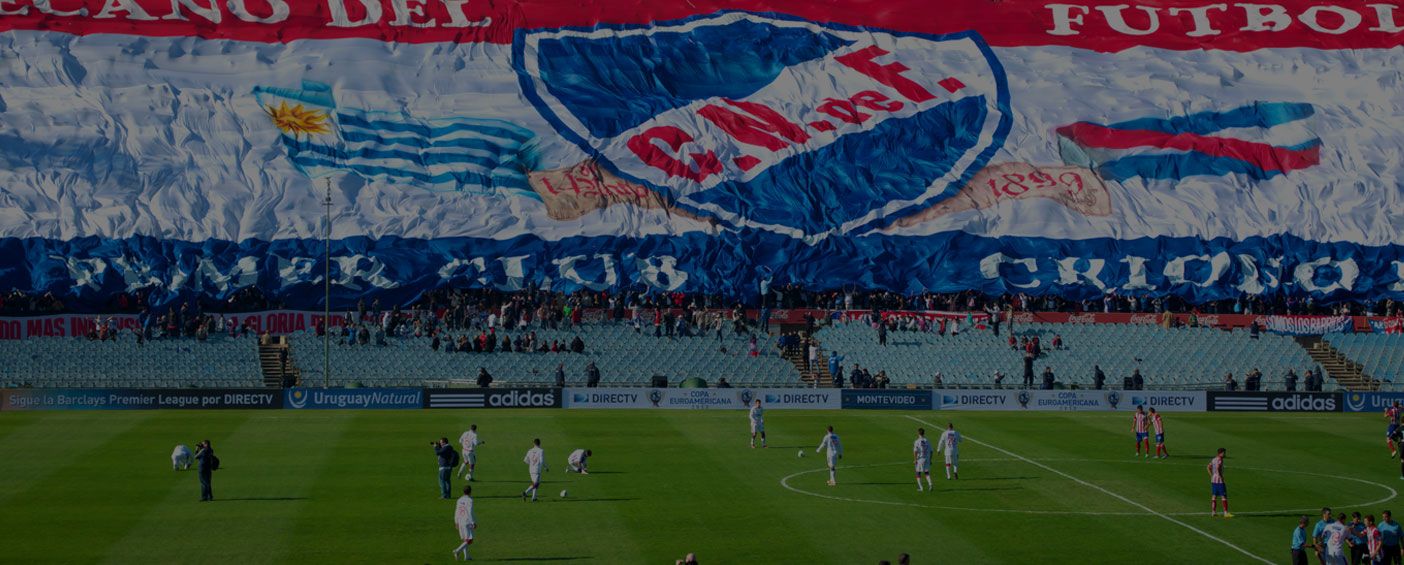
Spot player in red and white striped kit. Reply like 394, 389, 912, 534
1132, 405, 1151, 459
1149, 407, 1169, 459
1385, 402, 1401, 458
1208, 448, 1231, 518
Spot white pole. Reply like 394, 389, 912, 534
323, 178, 332, 389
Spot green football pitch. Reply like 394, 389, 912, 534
0, 409, 1394, 563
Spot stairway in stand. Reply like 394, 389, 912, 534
777, 323, 834, 388
1295, 336, 1378, 391
258, 336, 300, 388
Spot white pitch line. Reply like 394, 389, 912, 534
905, 416, 1273, 564
780, 459, 1397, 517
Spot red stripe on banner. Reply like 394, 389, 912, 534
0, 0, 1400, 51
1054, 123, 1322, 173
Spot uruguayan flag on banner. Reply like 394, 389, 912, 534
253, 81, 537, 197
1056, 102, 1321, 183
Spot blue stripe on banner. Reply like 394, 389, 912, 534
284, 138, 513, 170
1107, 102, 1315, 136
335, 113, 534, 143
338, 130, 518, 155
290, 155, 531, 190
1096, 152, 1284, 182
5, 230, 1404, 311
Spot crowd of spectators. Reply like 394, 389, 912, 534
5, 284, 1404, 318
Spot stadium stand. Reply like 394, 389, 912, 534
1325, 333, 1404, 385
816, 321, 1324, 390
289, 324, 801, 388
0, 336, 263, 389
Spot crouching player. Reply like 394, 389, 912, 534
453, 485, 476, 561
913, 428, 933, 492
568, 449, 592, 474
172, 444, 192, 470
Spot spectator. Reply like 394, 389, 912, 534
194, 439, 217, 501
431, 335, 441, 351
1093, 365, 1106, 390
1008, 334, 1017, 349
586, 362, 601, 388
1022, 354, 1035, 389
1285, 369, 1298, 392
1052, 334, 1063, 350
993, 371, 1005, 389
716, 377, 731, 388
1245, 369, 1262, 392
877, 322, 887, 346
933, 372, 943, 389
1132, 369, 1145, 391
476, 368, 493, 388
1041, 367, 1055, 390
1224, 373, 1238, 392
554, 363, 566, 388
1250, 321, 1261, 339
875, 370, 890, 389
570, 335, 585, 354
829, 351, 845, 382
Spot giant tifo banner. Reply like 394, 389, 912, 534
2, 2, 1403, 309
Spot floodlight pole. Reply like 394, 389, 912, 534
323, 178, 332, 389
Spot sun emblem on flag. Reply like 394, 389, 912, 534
264, 101, 330, 137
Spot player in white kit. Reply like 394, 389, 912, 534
816, 425, 843, 486
937, 423, 962, 479
458, 424, 483, 481
522, 439, 547, 502
171, 444, 191, 470
567, 449, 592, 474
913, 428, 933, 492
452, 485, 476, 561
749, 399, 766, 448
1321, 513, 1351, 565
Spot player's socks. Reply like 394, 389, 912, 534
944, 466, 951, 479
1211, 499, 1218, 516
926, 476, 933, 488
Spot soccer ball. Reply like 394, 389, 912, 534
559, 490, 568, 498
797, 450, 805, 458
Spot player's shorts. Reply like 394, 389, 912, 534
1211, 482, 1227, 497
944, 451, 959, 466
464, 451, 477, 465
826, 454, 839, 468
457, 524, 474, 541
1154, 433, 1165, 444
529, 472, 541, 485
1388, 424, 1399, 438
751, 422, 764, 434
1136, 432, 1149, 442
1323, 552, 1348, 565
915, 458, 930, 473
